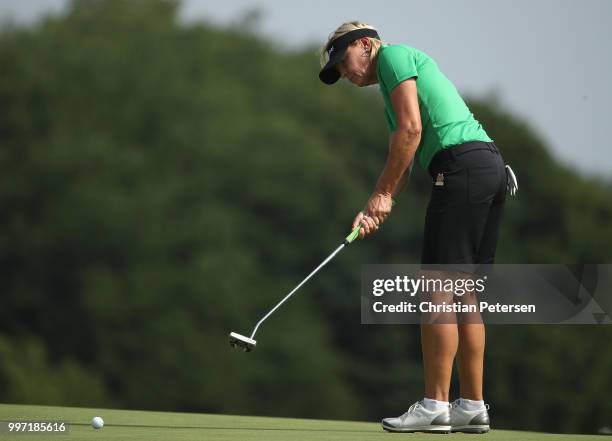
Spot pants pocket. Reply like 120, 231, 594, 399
427, 167, 467, 213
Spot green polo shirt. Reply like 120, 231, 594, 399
376, 44, 492, 169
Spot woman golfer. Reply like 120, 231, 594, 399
319, 21, 517, 434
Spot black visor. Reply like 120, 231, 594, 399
319, 28, 381, 85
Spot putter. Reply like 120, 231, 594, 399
229, 225, 363, 352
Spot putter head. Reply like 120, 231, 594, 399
229, 332, 257, 352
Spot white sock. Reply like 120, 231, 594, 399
459, 398, 486, 411
422, 397, 450, 411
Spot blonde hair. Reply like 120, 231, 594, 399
319, 21, 384, 68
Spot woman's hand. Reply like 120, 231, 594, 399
351, 193, 393, 240
365, 192, 393, 223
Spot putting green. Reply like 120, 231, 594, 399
0, 403, 601, 440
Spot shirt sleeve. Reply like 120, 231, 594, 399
378, 46, 418, 92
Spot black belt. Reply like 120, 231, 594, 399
428, 141, 500, 177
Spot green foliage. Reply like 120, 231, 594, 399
0, 0, 610, 434
0, 335, 110, 406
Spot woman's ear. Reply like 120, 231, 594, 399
361, 38, 371, 55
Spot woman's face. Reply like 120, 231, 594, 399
336, 38, 376, 87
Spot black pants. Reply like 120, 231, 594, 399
421, 141, 507, 274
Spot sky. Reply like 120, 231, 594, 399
1, 0, 611, 177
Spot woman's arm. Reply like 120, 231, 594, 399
391, 161, 414, 199
374, 78, 421, 198
354, 79, 421, 239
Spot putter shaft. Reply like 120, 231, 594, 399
249, 242, 346, 339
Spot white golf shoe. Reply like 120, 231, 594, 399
381, 401, 451, 433
450, 399, 490, 433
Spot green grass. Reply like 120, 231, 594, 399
0, 404, 601, 440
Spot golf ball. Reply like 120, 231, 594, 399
91, 416, 104, 429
